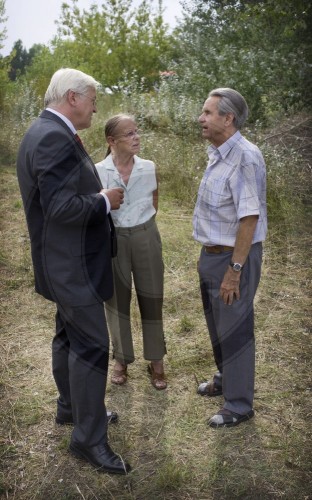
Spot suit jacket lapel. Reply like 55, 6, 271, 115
40, 110, 103, 187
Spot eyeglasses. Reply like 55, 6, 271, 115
76, 92, 97, 106
118, 129, 141, 139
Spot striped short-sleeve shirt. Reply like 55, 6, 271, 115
193, 131, 267, 247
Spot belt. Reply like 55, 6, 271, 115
204, 245, 234, 254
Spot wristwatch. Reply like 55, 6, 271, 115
230, 261, 243, 272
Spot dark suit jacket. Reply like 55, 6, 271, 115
17, 110, 114, 306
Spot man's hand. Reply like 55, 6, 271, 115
220, 267, 241, 305
101, 188, 124, 210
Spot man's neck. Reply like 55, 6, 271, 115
212, 127, 237, 148
46, 107, 76, 134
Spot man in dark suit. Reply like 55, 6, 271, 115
17, 68, 131, 474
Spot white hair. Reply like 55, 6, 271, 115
44, 68, 101, 107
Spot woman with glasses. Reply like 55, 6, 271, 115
96, 114, 167, 390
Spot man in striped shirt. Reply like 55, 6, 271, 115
193, 88, 267, 428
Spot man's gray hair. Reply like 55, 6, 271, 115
44, 68, 101, 107
209, 88, 248, 129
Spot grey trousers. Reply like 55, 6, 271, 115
52, 302, 109, 447
105, 217, 166, 364
198, 243, 262, 414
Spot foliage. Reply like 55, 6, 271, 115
7, 40, 28, 80
2, 0, 310, 127
7, 40, 44, 81
22, 45, 60, 97
1, 0, 311, 148
0, 53, 10, 107
0, 0, 10, 108
261, 140, 307, 241
0, 0, 6, 50
7, 0, 175, 102
174, 0, 312, 123
51, 0, 175, 91
120, 73, 202, 138
0, 80, 42, 163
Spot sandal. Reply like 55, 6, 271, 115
111, 364, 127, 385
147, 363, 167, 390
209, 408, 254, 428
197, 380, 223, 397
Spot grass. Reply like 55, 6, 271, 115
0, 115, 311, 499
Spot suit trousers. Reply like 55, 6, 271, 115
52, 302, 109, 447
198, 242, 262, 414
105, 217, 166, 364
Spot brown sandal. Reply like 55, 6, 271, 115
111, 365, 127, 385
148, 364, 167, 390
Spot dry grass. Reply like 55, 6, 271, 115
1, 129, 311, 499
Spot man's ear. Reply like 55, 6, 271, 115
67, 90, 79, 106
225, 112, 235, 126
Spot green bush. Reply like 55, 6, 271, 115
1, 83, 307, 237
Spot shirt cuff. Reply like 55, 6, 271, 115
99, 192, 111, 214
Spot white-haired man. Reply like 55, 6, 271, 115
17, 68, 130, 473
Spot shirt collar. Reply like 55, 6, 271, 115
105, 154, 142, 171
208, 130, 242, 160
46, 108, 76, 135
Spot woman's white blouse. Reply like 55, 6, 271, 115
96, 154, 157, 227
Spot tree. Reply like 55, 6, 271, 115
0, 0, 7, 51
0, 0, 10, 109
8, 41, 46, 81
8, 39, 29, 80
175, 0, 312, 121
22, 45, 57, 97
51, 0, 174, 91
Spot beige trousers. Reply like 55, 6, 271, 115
105, 217, 166, 364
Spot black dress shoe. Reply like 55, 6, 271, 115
55, 416, 74, 426
69, 441, 131, 474
56, 410, 118, 426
